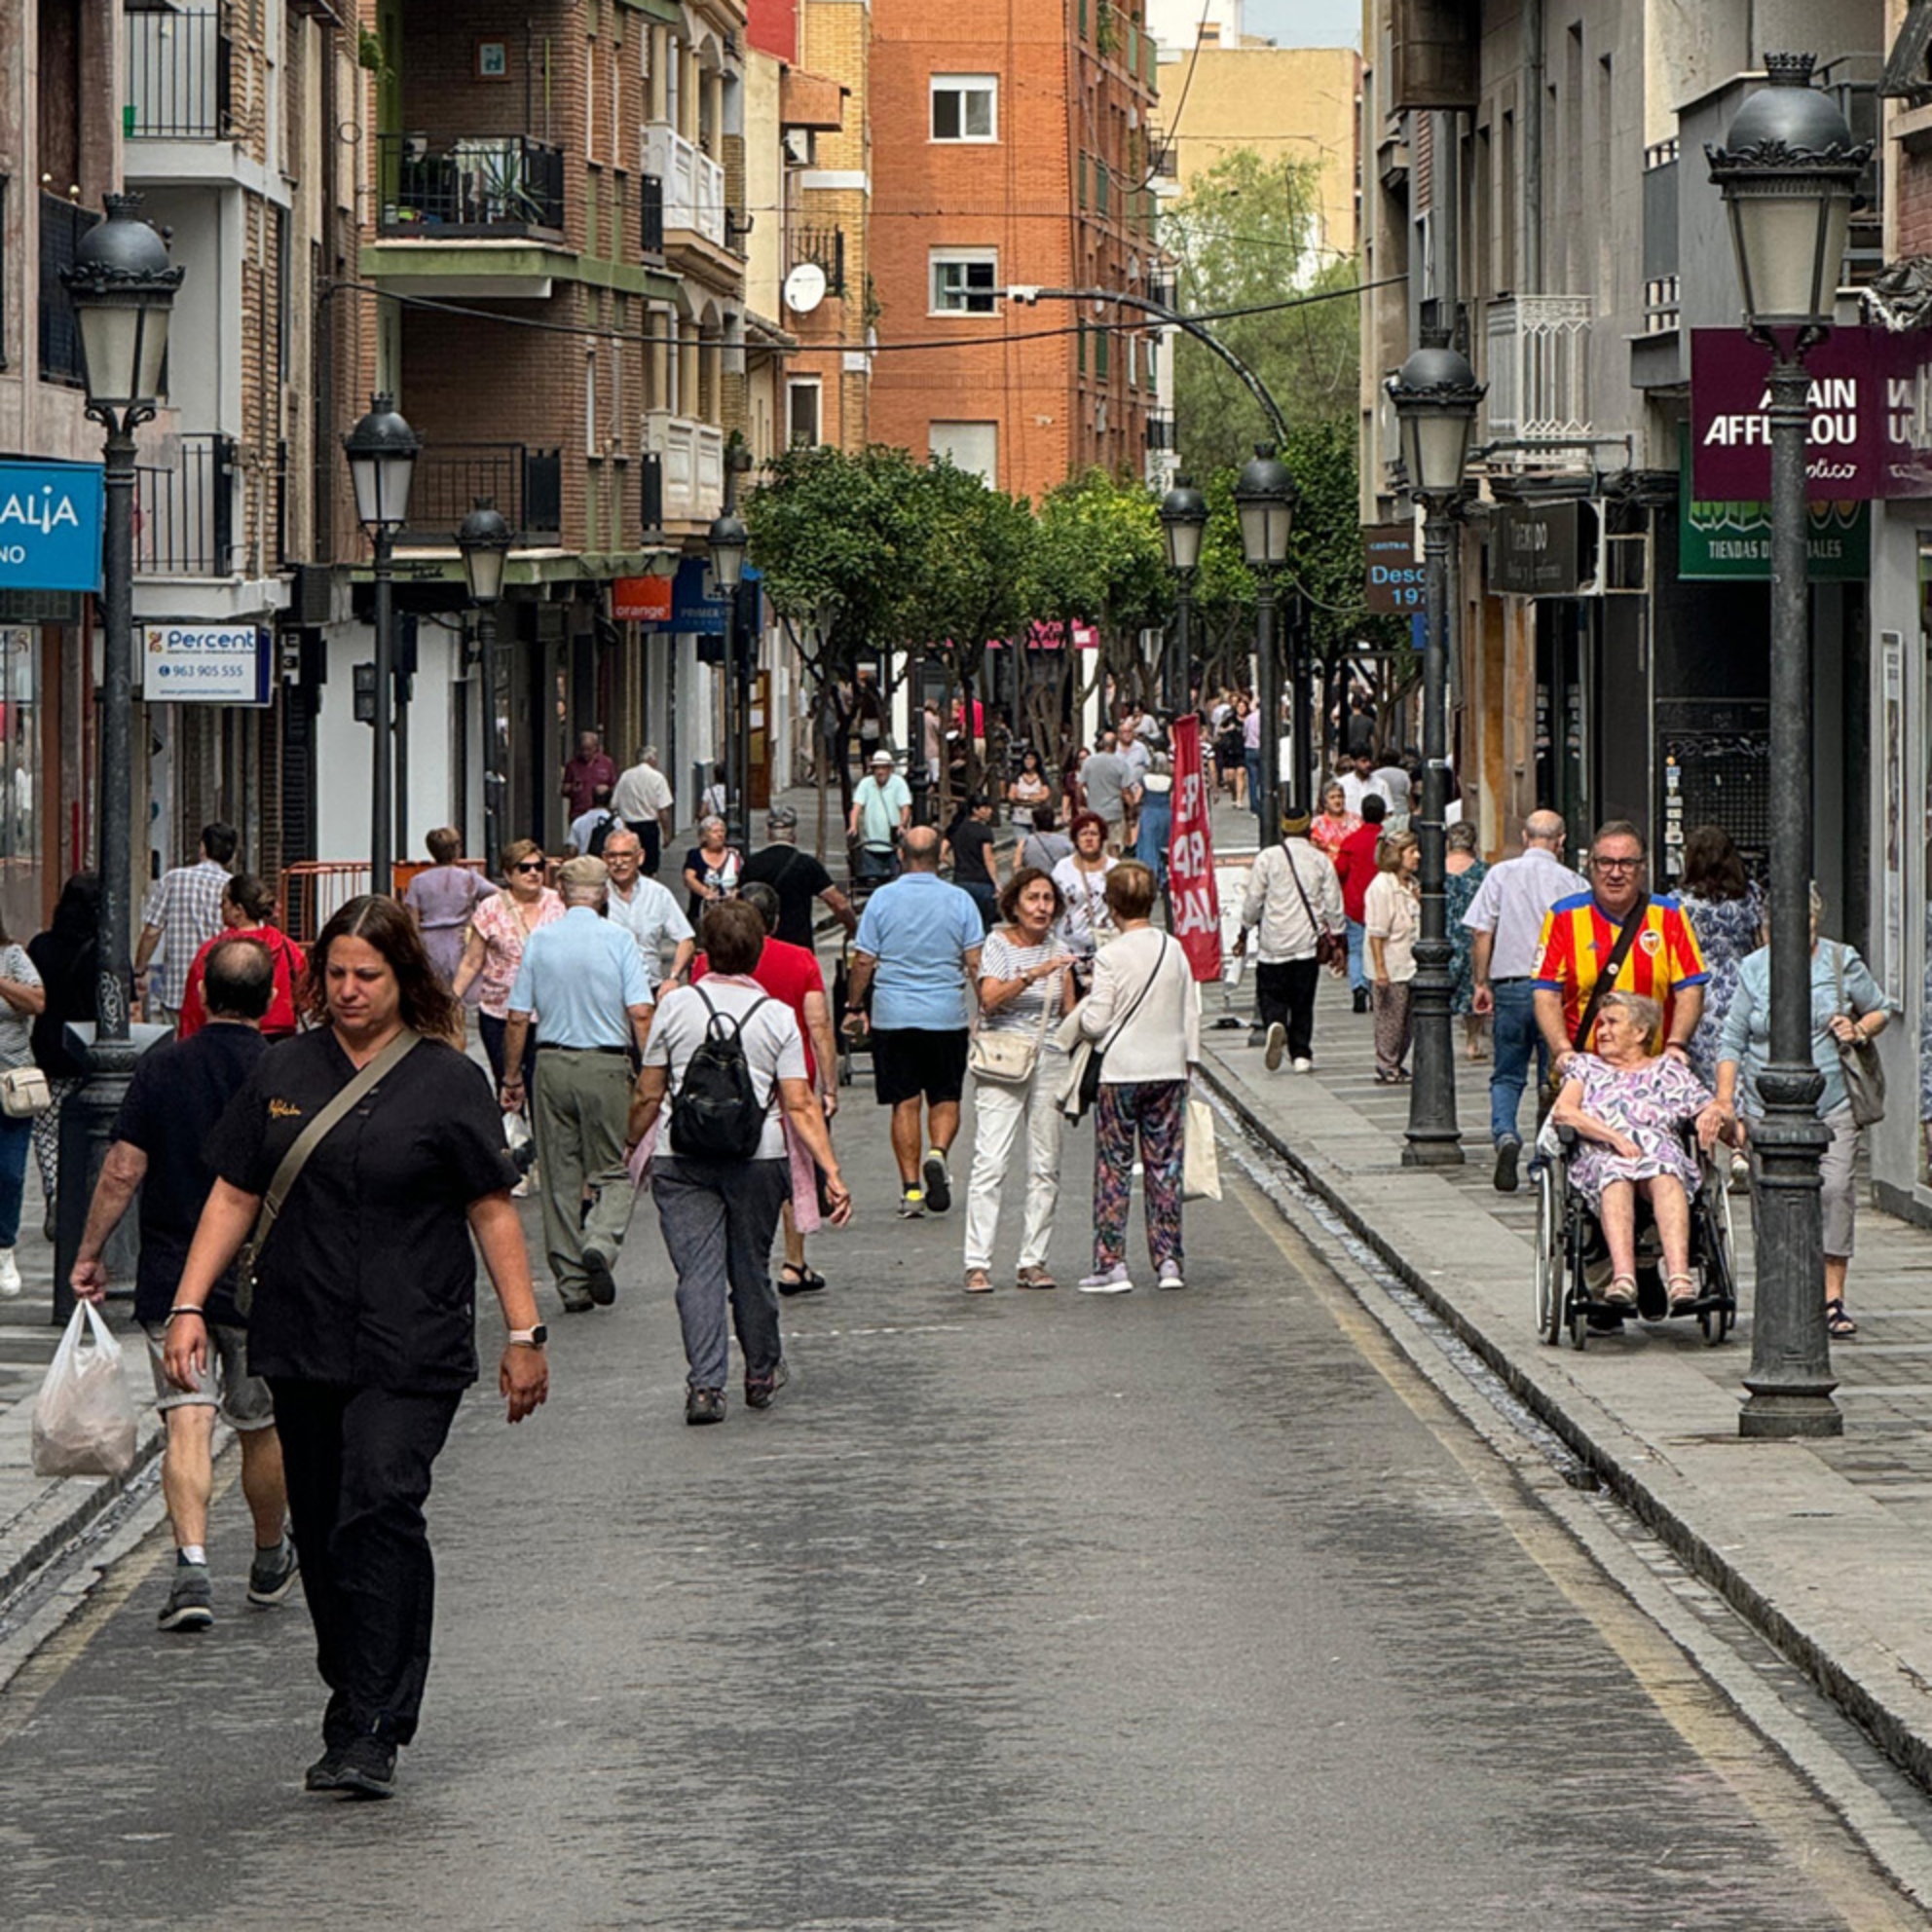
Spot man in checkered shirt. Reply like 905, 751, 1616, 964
134, 823, 238, 1029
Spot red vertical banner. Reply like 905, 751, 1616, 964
1166, 714, 1221, 982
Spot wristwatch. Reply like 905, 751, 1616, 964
507, 1325, 548, 1348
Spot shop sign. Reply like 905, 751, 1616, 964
1488, 501, 1592, 597
0, 460, 104, 594
643, 557, 762, 634
613, 575, 673, 622
1363, 523, 1425, 613
1678, 427, 1868, 579
140, 624, 273, 705
1691, 327, 1932, 502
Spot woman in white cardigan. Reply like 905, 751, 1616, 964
1071, 860, 1202, 1293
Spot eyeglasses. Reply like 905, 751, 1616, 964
512, 861, 545, 874
1594, 857, 1641, 873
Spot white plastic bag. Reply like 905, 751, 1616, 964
1184, 1097, 1222, 1202
31, 1302, 139, 1479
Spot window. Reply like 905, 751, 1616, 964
931, 75, 997, 142
930, 248, 999, 316
787, 379, 823, 447
929, 422, 996, 483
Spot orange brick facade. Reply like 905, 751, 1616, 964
870, 0, 1158, 502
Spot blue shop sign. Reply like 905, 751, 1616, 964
0, 459, 105, 593
650, 555, 761, 634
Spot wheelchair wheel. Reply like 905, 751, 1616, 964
1535, 1162, 1565, 1346
1700, 1181, 1738, 1346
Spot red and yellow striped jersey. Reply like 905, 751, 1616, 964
1533, 892, 1707, 1050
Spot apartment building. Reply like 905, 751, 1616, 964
0, 2, 352, 940
311, 0, 755, 859
869, 0, 1162, 503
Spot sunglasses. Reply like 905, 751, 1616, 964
512, 861, 546, 874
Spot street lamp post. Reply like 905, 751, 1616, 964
1234, 446, 1297, 837
52, 195, 180, 1323
1159, 475, 1208, 719
458, 500, 513, 867
1387, 324, 1483, 1170
344, 394, 419, 898
707, 508, 751, 850
1708, 54, 1868, 1440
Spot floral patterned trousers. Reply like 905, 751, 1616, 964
1092, 1079, 1188, 1273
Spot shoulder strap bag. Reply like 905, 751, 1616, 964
1833, 943, 1887, 1128
236, 1028, 422, 1314
1545, 898, 1649, 1095
968, 946, 1061, 1088
1071, 936, 1170, 1119
1282, 845, 1342, 969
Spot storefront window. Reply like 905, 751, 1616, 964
0, 626, 40, 944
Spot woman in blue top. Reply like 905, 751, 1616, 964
1714, 884, 1893, 1338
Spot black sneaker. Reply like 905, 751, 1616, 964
304, 1748, 347, 1793
332, 1735, 396, 1800
1352, 987, 1370, 1014
922, 1150, 952, 1213
247, 1537, 299, 1607
583, 1251, 617, 1306
744, 1360, 791, 1410
686, 1387, 725, 1426
157, 1564, 213, 1633
1493, 1138, 1521, 1194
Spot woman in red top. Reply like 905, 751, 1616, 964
176, 874, 307, 1038
1329, 797, 1388, 1014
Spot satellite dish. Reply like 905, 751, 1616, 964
784, 262, 828, 316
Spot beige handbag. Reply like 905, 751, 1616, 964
968, 975, 1058, 1087
0, 1065, 52, 1118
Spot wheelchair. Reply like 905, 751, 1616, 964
1533, 1123, 1738, 1352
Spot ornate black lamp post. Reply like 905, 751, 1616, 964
1234, 446, 1296, 837
1159, 475, 1208, 718
458, 499, 513, 868
1708, 54, 1868, 1439
344, 394, 419, 896
1387, 324, 1482, 1170
52, 195, 181, 1322
708, 509, 751, 849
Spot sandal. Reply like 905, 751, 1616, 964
963, 1268, 993, 1295
1666, 1273, 1700, 1315
777, 1263, 827, 1297
1603, 1275, 1640, 1310
1826, 1297, 1858, 1339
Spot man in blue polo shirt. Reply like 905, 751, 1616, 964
843, 826, 984, 1217
502, 855, 654, 1312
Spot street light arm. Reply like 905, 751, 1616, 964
1007, 285, 1290, 446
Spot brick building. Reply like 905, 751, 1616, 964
869, 0, 1161, 502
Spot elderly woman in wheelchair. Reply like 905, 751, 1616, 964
1548, 991, 1732, 1317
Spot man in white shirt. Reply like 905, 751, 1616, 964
612, 747, 676, 875
1460, 809, 1589, 1191
568, 787, 620, 858
1337, 752, 1387, 820
600, 828, 694, 991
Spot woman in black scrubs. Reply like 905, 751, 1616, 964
165, 895, 548, 1800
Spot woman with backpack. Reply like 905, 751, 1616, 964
630, 900, 851, 1425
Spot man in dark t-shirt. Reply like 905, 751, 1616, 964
740, 805, 857, 950
947, 796, 999, 933
70, 936, 295, 1635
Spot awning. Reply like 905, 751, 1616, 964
782, 67, 848, 133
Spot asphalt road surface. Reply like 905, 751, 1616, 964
0, 1083, 1921, 1930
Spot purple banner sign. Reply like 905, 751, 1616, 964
1690, 328, 1932, 502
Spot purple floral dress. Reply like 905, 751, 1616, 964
1565, 1053, 1713, 1209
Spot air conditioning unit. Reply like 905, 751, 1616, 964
783, 128, 815, 167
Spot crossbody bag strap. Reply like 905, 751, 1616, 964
1571, 898, 1650, 1054
247, 1029, 422, 1254
1102, 935, 1169, 1057
1282, 844, 1323, 938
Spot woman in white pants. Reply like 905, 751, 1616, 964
962, 869, 1076, 1293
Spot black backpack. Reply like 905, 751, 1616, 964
586, 812, 617, 858
670, 987, 772, 1161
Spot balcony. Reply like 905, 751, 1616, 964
1145, 412, 1175, 451
641, 173, 665, 258
136, 435, 235, 577
1485, 295, 1592, 459
38, 193, 99, 389
792, 225, 846, 298
644, 412, 724, 524
642, 126, 725, 251
1641, 138, 1680, 338
399, 444, 562, 546
125, 10, 231, 140
376, 134, 565, 240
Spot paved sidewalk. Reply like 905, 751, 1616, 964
1199, 953, 1932, 1791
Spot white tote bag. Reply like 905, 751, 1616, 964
1183, 1096, 1221, 1202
